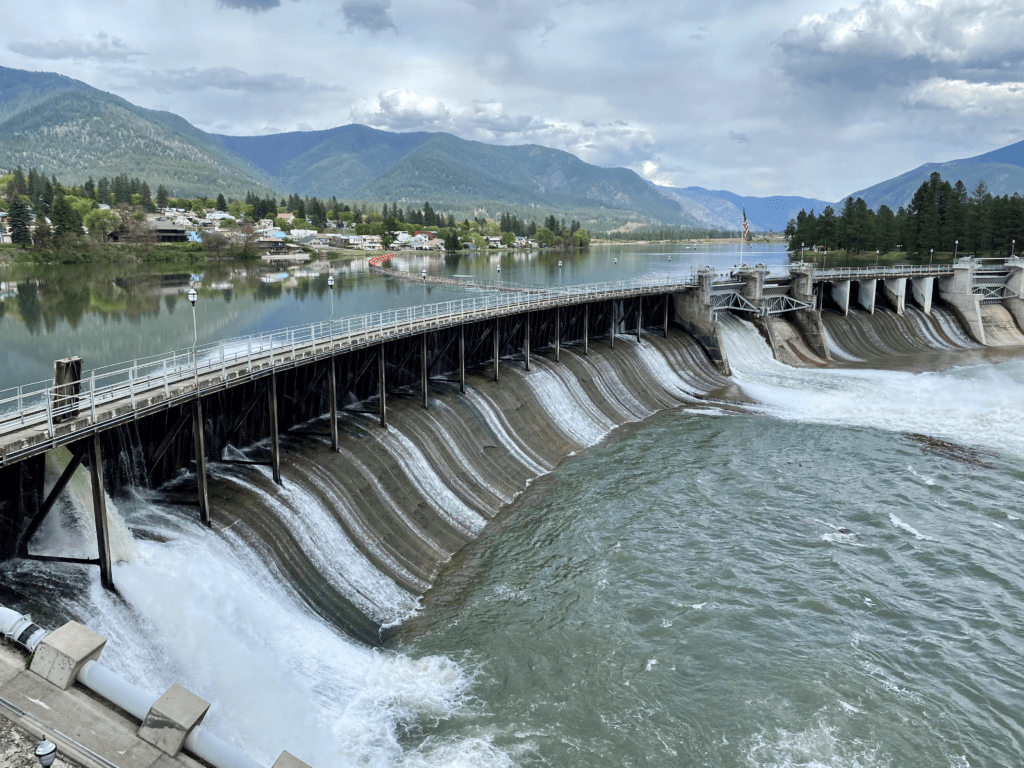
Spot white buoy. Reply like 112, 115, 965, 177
614, 258, 618, 264
558, 260, 563, 268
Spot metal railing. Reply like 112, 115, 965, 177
0, 274, 695, 441
810, 264, 955, 280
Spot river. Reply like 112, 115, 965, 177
1, 243, 1021, 768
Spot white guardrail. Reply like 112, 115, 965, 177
0, 274, 698, 439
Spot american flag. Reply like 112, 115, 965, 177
742, 208, 751, 241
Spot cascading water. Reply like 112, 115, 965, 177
5, 304, 1022, 768
3, 332, 732, 768
720, 312, 1024, 457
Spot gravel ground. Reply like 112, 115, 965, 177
0, 716, 78, 768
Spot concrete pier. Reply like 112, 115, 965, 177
882, 278, 906, 315
910, 277, 933, 314
938, 261, 986, 344
1004, 259, 1024, 332
856, 279, 877, 313
830, 280, 851, 316
786, 266, 832, 360
672, 269, 731, 375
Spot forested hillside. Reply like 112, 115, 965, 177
0, 67, 278, 199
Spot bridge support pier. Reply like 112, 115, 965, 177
555, 310, 561, 362
856, 280, 876, 313
493, 319, 500, 382
672, 270, 731, 375
328, 357, 339, 451
830, 280, 851, 316
788, 265, 832, 360
610, 301, 616, 350
883, 278, 906, 315
938, 261, 986, 344
268, 374, 281, 484
191, 399, 210, 525
583, 303, 589, 355
910, 277, 933, 314
1004, 259, 1024, 333
524, 314, 531, 371
459, 325, 466, 394
87, 434, 114, 591
378, 344, 387, 428
421, 332, 429, 409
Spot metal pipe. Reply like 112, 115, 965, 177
0, 605, 48, 653
186, 727, 264, 768
77, 661, 153, 720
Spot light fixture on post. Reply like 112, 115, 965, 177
327, 274, 335, 323
875, 249, 880, 267
1012, 239, 1016, 258
187, 287, 199, 389
35, 740, 57, 768
954, 239, 959, 261
930, 248, 933, 266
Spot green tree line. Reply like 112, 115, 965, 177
785, 172, 1024, 257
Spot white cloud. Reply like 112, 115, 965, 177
908, 78, 1024, 118
350, 89, 655, 166
8, 33, 144, 62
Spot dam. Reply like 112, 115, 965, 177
1, 252, 1023, 768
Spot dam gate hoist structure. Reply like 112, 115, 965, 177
1, 258, 1021, 589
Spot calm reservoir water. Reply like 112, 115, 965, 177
1, 243, 1022, 768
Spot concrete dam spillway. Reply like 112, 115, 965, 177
1, 260, 1024, 768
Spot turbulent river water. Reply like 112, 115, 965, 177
2, 249, 1023, 767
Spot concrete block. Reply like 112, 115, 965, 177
30, 621, 106, 691
830, 280, 850, 316
139, 684, 210, 757
273, 751, 313, 768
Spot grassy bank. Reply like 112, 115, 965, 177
791, 249, 962, 269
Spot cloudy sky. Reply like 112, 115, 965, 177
2, 0, 1022, 200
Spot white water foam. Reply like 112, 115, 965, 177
34, 446, 139, 563
888, 513, 935, 542
744, 720, 889, 768
72, 509, 512, 768
720, 314, 1024, 458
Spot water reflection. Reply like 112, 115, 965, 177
0, 243, 788, 390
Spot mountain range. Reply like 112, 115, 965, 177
843, 141, 1024, 212
1, 65, 1023, 231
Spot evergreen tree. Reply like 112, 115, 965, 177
216, 193, 227, 211
156, 185, 169, 209
7, 197, 31, 246
98, 177, 111, 202
84, 177, 96, 200
50, 191, 83, 238
141, 182, 154, 212
11, 166, 26, 196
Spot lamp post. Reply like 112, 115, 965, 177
1012, 239, 1016, 258
801, 242, 805, 263
954, 239, 959, 262
327, 274, 335, 324
929, 248, 933, 267
875, 249, 880, 268
187, 287, 198, 389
